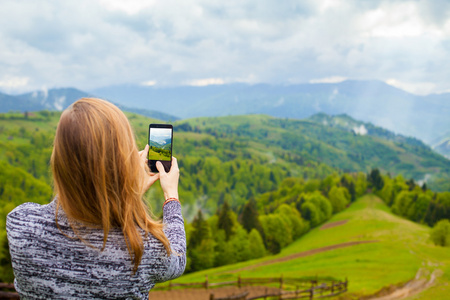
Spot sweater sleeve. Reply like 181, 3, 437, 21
155, 200, 186, 282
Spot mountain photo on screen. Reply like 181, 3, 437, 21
149, 128, 172, 161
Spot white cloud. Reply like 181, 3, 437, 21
141, 80, 157, 86
353, 125, 368, 136
0, 76, 29, 89
385, 79, 437, 95
183, 78, 225, 86
98, 0, 157, 15
1, 0, 450, 94
310, 77, 347, 84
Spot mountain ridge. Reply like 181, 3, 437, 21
0, 87, 178, 121
90, 80, 450, 145
2, 80, 449, 152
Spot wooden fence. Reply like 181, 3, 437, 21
0, 276, 347, 299
154, 275, 348, 299
0, 283, 19, 299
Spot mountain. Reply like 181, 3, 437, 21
174, 114, 450, 188
432, 131, 450, 159
18, 88, 93, 111
308, 113, 427, 149
0, 88, 179, 121
92, 80, 450, 144
0, 91, 45, 112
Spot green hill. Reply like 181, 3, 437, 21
173, 114, 450, 191
169, 195, 450, 299
1, 111, 449, 220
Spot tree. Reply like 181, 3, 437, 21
248, 229, 266, 259
275, 204, 308, 239
354, 172, 368, 197
430, 219, 450, 247
301, 192, 332, 227
240, 198, 262, 233
189, 210, 210, 248
328, 186, 349, 213
187, 210, 216, 272
348, 182, 356, 202
260, 214, 292, 254
392, 191, 415, 217
229, 227, 251, 262
300, 202, 319, 226
368, 168, 384, 191
188, 238, 216, 272
218, 201, 234, 240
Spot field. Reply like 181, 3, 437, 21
149, 146, 171, 160
156, 195, 450, 299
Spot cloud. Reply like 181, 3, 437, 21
385, 79, 437, 95
1, 0, 450, 94
0, 76, 29, 91
141, 80, 157, 86
310, 76, 347, 84
183, 78, 225, 86
353, 124, 368, 136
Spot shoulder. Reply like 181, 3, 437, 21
7, 201, 53, 221
8, 202, 41, 218
6, 201, 55, 231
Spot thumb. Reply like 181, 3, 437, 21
156, 161, 166, 174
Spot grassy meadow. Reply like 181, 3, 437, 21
149, 147, 171, 160
165, 195, 450, 299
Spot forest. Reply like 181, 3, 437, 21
0, 110, 449, 281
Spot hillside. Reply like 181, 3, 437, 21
0, 111, 449, 220
432, 132, 450, 159
168, 195, 450, 299
173, 114, 450, 192
308, 113, 427, 149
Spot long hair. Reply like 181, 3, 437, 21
51, 98, 171, 272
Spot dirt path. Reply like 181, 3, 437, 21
149, 285, 280, 300
365, 268, 442, 300
320, 219, 348, 230
228, 240, 379, 274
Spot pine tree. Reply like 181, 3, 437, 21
368, 169, 384, 191
189, 210, 210, 248
240, 198, 261, 233
218, 201, 234, 240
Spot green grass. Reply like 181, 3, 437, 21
148, 148, 171, 160
167, 195, 450, 299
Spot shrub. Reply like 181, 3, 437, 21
430, 219, 450, 247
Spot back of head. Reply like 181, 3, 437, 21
51, 98, 170, 272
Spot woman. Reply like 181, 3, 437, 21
6, 98, 186, 299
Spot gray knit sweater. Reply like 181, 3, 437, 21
6, 199, 186, 299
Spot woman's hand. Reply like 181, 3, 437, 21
139, 145, 160, 192
156, 157, 179, 200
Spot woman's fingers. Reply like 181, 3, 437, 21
139, 144, 149, 163
170, 157, 179, 174
156, 160, 165, 174
157, 157, 179, 200
145, 172, 160, 187
140, 145, 161, 192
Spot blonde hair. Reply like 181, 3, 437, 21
51, 98, 171, 272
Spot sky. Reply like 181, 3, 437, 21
1, 0, 450, 95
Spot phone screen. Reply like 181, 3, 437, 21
148, 124, 173, 172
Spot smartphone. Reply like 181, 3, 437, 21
148, 124, 173, 173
